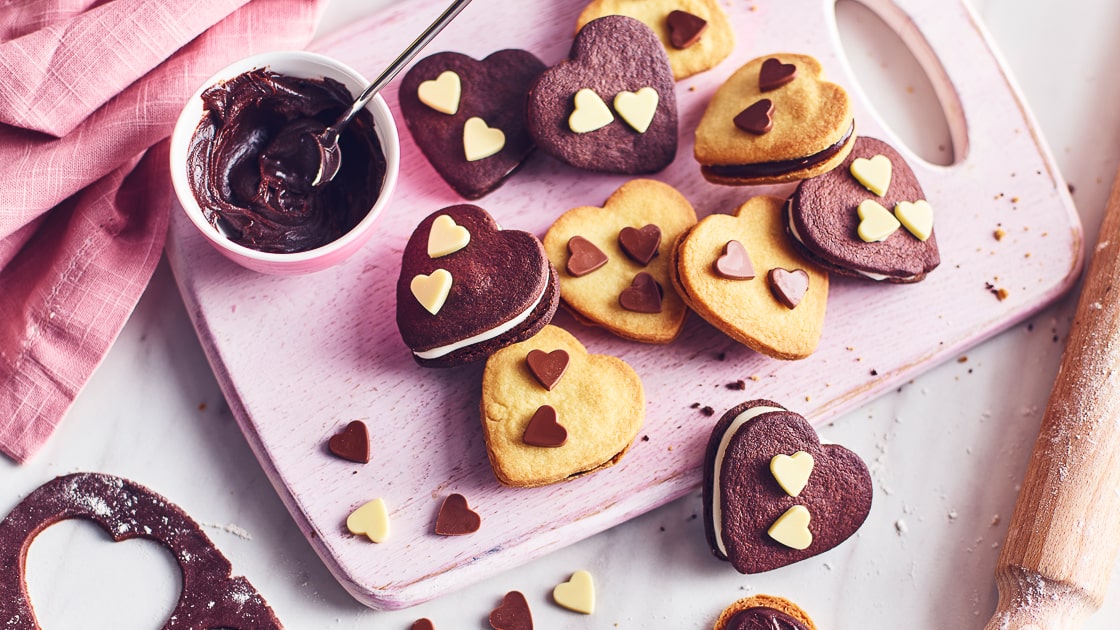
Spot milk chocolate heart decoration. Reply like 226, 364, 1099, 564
328, 420, 370, 463
527, 15, 677, 173
400, 50, 547, 199
702, 401, 873, 574
434, 493, 481, 535
618, 224, 662, 265
526, 349, 570, 390
0, 473, 282, 629
489, 591, 533, 630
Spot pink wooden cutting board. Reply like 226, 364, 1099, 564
166, 0, 1082, 610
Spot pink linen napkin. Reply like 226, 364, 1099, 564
0, 0, 328, 463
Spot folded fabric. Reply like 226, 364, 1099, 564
0, 0, 328, 463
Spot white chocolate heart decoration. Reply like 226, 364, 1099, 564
411, 269, 453, 315
568, 88, 614, 133
895, 200, 934, 241
346, 498, 390, 543
770, 451, 815, 497
427, 215, 471, 258
768, 504, 812, 550
417, 70, 461, 115
850, 154, 893, 196
552, 569, 595, 614
462, 116, 506, 162
613, 87, 659, 134
856, 199, 901, 243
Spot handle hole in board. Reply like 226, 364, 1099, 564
834, 0, 965, 167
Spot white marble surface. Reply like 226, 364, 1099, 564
4, 0, 1120, 628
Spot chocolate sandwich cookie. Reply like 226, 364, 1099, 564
713, 594, 817, 630
526, 15, 678, 174
787, 135, 940, 282
694, 53, 855, 185
396, 205, 559, 367
399, 50, 547, 199
702, 400, 872, 574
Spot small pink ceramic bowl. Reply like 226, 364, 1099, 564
169, 51, 400, 275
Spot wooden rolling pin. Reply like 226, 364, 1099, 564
986, 170, 1120, 629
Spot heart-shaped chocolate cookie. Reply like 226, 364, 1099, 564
702, 401, 872, 574
527, 15, 677, 174
671, 196, 828, 360
481, 325, 644, 487
400, 50, 546, 199
543, 179, 696, 344
788, 136, 940, 282
396, 205, 559, 367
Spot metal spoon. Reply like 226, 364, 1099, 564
311, 0, 473, 187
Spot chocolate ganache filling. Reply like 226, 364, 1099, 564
187, 68, 386, 254
702, 122, 854, 180
727, 606, 810, 630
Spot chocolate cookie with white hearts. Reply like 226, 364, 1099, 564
396, 205, 559, 367
702, 400, 872, 574
399, 50, 547, 199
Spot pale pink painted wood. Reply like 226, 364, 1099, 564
166, 0, 1082, 610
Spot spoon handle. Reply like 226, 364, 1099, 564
330, 0, 473, 134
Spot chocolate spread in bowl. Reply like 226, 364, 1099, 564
187, 68, 386, 254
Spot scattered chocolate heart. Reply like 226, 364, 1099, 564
489, 590, 533, 630
618, 224, 662, 266
412, 619, 436, 630
566, 235, 609, 277
714, 240, 756, 280
728, 606, 810, 630
328, 420, 370, 464
733, 99, 774, 135
758, 57, 797, 92
666, 9, 708, 49
618, 272, 664, 313
523, 405, 567, 448
434, 493, 482, 536
767, 268, 809, 309
526, 348, 570, 391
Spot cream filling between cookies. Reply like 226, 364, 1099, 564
413, 284, 546, 360
786, 204, 900, 282
713, 405, 784, 557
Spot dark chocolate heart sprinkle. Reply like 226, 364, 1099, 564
619, 272, 664, 313
526, 349, 570, 391
666, 9, 708, 49
412, 619, 436, 630
759, 57, 798, 92
523, 405, 567, 448
728, 606, 810, 630
714, 240, 756, 280
733, 99, 774, 135
566, 235, 608, 277
768, 268, 810, 309
489, 591, 533, 630
434, 493, 481, 536
328, 420, 370, 464
618, 224, 662, 265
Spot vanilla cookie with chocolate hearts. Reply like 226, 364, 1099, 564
575, 0, 734, 80
527, 15, 678, 174
671, 195, 828, 360
543, 179, 696, 344
713, 594, 817, 630
702, 400, 872, 574
788, 135, 940, 282
396, 205, 559, 367
481, 325, 644, 487
695, 53, 855, 185
400, 50, 547, 199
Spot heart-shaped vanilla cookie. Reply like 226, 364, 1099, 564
543, 179, 696, 344
396, 205, 558, 367
400, 50, 546, 199
702, 401, 872, 574
527, 15, 677, 173
671, 196, 828, 360
481, 325, 644, 487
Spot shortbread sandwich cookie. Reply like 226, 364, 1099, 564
575, 0, 734, 80
543, 179, 697, 344
480, 325, 644, 487
788, 135, 940, 282
713, 594, 817, 630
702, 400, 872, 574
399, 50, 547, 199
396, 205, 559, 367
671, 195, 828, 360
695, 53, 855, 185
